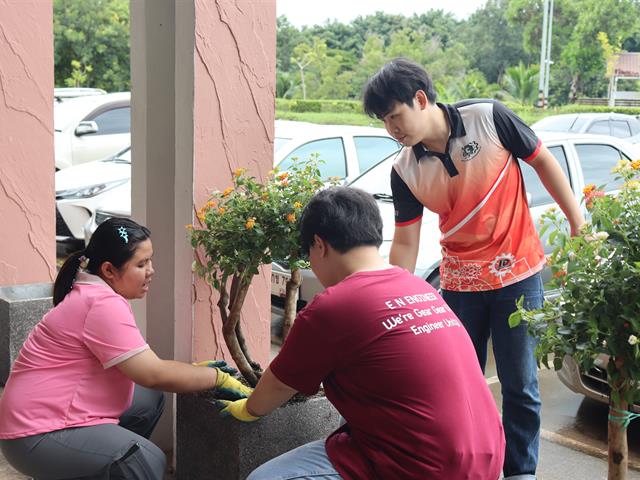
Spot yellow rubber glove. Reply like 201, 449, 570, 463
213, 369, 253, 399
214, 398, 260, 422
192, 359, 237, 375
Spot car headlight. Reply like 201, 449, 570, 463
56, 179, 127, 200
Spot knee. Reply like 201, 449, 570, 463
137, 388, 166, 418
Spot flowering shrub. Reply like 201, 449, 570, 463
187, 157, 325, 386
509, 158, 640, 477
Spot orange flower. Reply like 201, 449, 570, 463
218, 207, 226, 214
185, 224, 193, 230
631, 160, 640, 170
205, 200, 217, 209
278, 172, 289, 180
197, 211, 205, 222
585, 189, 605, 209
286, 213, 296, 223
293, 201, 303, 209
222, 187, 234, 197
245, 217, 256, 230
280, 179, 289, 187
233, 167, 246, 177
553, 269, 567, 278
583, 184, 596, 196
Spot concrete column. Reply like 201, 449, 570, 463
130, 0, 276, 454
0, 1, 55, 285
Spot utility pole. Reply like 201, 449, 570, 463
537, 0, 554, 108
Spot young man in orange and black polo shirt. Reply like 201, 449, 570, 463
363, 58, 584, 480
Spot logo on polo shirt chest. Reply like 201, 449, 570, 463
461, 141, 481, 161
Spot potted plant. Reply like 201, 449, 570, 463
177, 158, 340, 479
509, 159, 640, 480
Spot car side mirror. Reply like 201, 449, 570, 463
526, 191, 532, 207
75, 121, 98, 136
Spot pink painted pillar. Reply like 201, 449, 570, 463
0, 1, 55, 285
192, 1, 276, 367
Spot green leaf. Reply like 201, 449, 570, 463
508, 311, 522, 328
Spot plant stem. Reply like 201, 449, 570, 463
224, 277, 259, 387
282, 268, 302, 340
608, 362, 629, 480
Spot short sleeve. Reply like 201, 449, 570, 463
269, 300, 339, 395
492, 101, 541, 162
391, 167, 423, 225
83, 294, 148, 368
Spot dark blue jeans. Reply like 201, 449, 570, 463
442, 273, 543, 479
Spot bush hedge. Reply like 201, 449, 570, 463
275, 98, 640, 127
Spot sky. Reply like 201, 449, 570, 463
276, 0, 487, 28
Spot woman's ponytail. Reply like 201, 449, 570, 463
53, 250, 85, 306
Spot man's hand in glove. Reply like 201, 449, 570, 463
214, 398, 260, 422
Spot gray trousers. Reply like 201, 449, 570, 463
0, 385, 166, 480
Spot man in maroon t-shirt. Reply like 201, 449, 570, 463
217, 187, 505, 480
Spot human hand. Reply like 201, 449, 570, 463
192, 359, 237, 375
213, 368, 253, 399
213, 398, 260, 422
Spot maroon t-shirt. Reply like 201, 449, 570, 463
270, 267, 505, 480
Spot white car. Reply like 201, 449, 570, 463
54, 92, 130, 170
274, 120, 400, 182
532, 112, 640, 145
67, 122, 400, 244
56, 147, 131, 244
272, 130, 640, 308
54, 87, 106, 104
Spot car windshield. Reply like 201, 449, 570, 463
532, 115, 578, 132
105, 147, 131, 163
348, 152, 397, 198
274, 136, 291, 153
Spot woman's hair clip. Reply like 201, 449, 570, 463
117, 226, 129, 244
78, 255, 89, 270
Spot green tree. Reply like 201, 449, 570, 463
64, 60, 93, 88
461, 0, 532, 83
450, 70, 500, 100
506, 0, 640, 103
500, 62, 540, 105
54, 0, 130, 92
276, 16, 305, 72
291, 38, 327, 99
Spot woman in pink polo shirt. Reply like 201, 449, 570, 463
0, 218, 249, 479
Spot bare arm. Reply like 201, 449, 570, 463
246, 367, 297, 417
117, 349, 218, 393
389, 220, 422, 273
527, 145, 585, 236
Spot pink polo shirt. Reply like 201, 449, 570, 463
0, 273, 149, 439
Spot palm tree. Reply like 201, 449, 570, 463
500, 62, 540, 106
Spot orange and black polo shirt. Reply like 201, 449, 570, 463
391, 99, 545, 292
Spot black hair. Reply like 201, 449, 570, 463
299, 186, 383, 255
53, 218, 151, 306
362, 58, 437, 120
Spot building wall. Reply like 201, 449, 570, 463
192, 0, 276, 366
0, 1, 55, 285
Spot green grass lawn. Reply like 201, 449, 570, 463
275, 106, 548, 127
276, 103, 640, 127
276, 110, 384, 127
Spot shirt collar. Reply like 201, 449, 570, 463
75, 271, 111, 289
437, 102, 466, 139
410, 103, 466, 177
